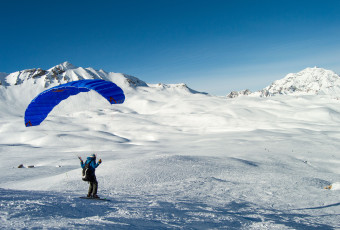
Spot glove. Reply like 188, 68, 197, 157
98, 159, 102, 164
78, 156, 82, 161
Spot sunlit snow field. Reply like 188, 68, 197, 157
0, 77, 340, 229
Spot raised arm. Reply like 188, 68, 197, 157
95, 159, 102, 168
79, 156, 85, 168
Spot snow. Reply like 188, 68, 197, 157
0, 63, 340, 229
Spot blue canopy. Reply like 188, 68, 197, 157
25, 79, 125, 127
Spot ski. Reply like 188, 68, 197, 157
79, 196, 110, 201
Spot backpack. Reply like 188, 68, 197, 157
82, 158, 94, 181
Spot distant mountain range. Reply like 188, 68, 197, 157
0, 62, 204, 96
227, 67, 340, 98
1, 62, 339, 98
0, 62, 147, 89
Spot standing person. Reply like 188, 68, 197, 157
79, 154, 102, 198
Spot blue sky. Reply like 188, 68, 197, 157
1, 0, 340, 95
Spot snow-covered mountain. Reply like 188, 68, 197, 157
2, 62, 147, 90
227, 67, 340, 98
1, 61, 203, 95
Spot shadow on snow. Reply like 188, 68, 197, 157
0, 188, 335, 229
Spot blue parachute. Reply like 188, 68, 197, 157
25, 79, 125, 127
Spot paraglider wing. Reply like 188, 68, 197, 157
24, 79, 125, 127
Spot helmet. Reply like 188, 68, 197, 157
90, 154, 96, 158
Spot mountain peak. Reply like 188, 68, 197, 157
292, 66, 336, 78
48, 61, 77, 72
264, 67, 340, 96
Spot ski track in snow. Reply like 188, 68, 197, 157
1, 64, 340, 229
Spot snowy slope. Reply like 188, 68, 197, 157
227, 67, 340, 97
0, 63, 340, 229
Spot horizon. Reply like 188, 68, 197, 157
2, 61, 339, 96
1, 0, 340, 95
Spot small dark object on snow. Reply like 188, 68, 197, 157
27, 165, 35, 168
18, 164, 24, 168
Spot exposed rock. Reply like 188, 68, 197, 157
32, 68, 47, 78
227, 89, 252, 98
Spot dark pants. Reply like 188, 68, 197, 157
88, 176, 98, 196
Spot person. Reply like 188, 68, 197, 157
79, 154, 102, 198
